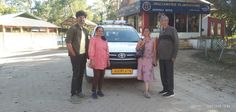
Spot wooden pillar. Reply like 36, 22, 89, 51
221, 19, 225, 37
3, 25, 5, 33
47, 28, 49, 33
20, 26, 23, 33
2, 25, 5, 49
207, 17, 211, 37
141, 11, 149, 34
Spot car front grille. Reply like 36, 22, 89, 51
108, 52, 137, 69
108, 60, 137, 69
109, 52, 136, 59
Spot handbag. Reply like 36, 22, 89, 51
136, 40, 145, 58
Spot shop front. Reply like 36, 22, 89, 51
118, 0, 212, 39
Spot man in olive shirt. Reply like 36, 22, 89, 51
157, 15, 179, 97
65, 10, 89, 103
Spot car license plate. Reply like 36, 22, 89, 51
112, 69, 133, 74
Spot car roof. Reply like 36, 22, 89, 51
98, 25, 134, 29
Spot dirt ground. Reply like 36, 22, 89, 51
177, 50, 236, 97
0, 49, 235, 112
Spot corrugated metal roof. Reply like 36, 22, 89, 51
0, 12, 59, 28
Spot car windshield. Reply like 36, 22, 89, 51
103, 28, 140, 42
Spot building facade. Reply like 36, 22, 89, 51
0, 12, 59, 50
118, 0, 225, 48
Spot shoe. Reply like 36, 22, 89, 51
97, 91, 104, 97
76, 92, 85, 98
92, 92, 98, 99
162, 92, 175, 98
144, 92, 151, 99
70, 95, 81, 104
159, 90, 167, 95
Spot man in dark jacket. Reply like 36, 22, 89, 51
65, 10, 89, 103
157, 15, 179, 97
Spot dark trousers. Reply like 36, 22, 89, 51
92, 69, 105, 92
159, 60, 174, 94
70, 54, 86, 96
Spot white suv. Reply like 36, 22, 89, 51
85, 24, 140, 82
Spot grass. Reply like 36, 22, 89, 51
195, 50, 236, 67
233, 34, 236, 38
227, 34, 236, 39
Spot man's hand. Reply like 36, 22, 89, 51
172, 58, 176, 63
70, 51, 76, 57
67, 43, 76, 56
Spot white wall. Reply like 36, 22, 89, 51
0, 32, 58, 51
151, 32, 200, 39
202, 14, 210, 36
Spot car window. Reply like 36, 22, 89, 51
104, 28, 140, 42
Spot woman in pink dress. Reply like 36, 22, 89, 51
136, 28, 157, 98
88, 26, 110, 99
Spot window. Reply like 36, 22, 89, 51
165, 13, 174, 27
23, 27, 31, 32
188, 14, 199, 32
138, 15, 142, 32
39, 28, 47, 32
49, 28, 56, 33
12, 27, 20, 32
5, 27, 11, 32
31, 27, 40, 32
104, 27, 139, 42
149, 13, 157, 32
210, 22, 215, 35
175, 14, 187, 32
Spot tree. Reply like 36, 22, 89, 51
5, 0, 32, 12
207, 0, 236, 36
90, 0, 118, 23
32, 0, 92, 25
0, 3, 17, 15
106, 0, 118, 20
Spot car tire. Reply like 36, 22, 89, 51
85, 67, 93, 83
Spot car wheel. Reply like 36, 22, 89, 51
84, 67, 93, 83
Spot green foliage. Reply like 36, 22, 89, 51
31, 0, 92, 25
90, 0, 118, 23
0, 3, 17, 15
5, 0, 31, 12
1, 0, 118, 26
106, 0, 118, 20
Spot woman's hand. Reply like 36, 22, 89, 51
152, 60, 157, 67
136, 40, 145, 50
89, 60, 94, 68
107, 60, 111, 67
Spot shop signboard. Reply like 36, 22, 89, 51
141, 1, 210, 14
